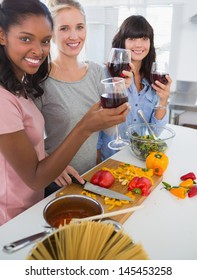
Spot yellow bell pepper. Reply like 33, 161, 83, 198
179, 178, 194, 188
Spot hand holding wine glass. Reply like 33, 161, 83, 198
100, 77, 129, 150
151, 61, 169, 85
151, 60, 171, 110
107, 48, 132, 78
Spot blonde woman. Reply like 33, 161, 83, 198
35, 0, 132, 193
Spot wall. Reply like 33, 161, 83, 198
84, 6, 119, 64
175, 0, 197, 82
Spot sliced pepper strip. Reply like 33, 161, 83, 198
104, 197, 130, 210
81, 190, 97, 200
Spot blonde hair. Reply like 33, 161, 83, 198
45, 0, 86, 20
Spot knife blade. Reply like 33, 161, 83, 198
69, 175, 132, 201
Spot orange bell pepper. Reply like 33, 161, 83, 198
153, 165, 164, 176
169, 187, 187, 199
162, 181, 187, 199
146, 152, 168, 176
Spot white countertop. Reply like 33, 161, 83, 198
0, 124, 197, 260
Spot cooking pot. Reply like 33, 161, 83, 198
43, 194, 104, 228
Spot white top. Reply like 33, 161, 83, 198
0, 124, 197, 260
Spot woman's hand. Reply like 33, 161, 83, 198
0, 101, 129, 191
54, 165, 84, 187
122, 63, 135, 88
151, 75, 172, 120
79, 101, 130, 134
151, 75, 172, 107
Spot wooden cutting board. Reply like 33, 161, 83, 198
56, 158, 162, 224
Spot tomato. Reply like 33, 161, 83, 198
90, 170, 115, 188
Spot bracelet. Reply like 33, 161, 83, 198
155, 105, 167, 110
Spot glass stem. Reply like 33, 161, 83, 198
116, 125, 122, 141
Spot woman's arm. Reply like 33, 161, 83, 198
0, 102, 129, 190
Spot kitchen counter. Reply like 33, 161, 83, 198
0, 124, 197, 260
169, 80, 197, 125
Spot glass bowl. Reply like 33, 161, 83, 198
126, 123, 176, 161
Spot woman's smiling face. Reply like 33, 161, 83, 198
125, 37, 150, 63
52, 7, 86, 58
1, 15, 52, 80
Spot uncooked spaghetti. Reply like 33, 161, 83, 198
27, 221, 149, 260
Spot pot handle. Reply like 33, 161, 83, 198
3, 230, 51, 253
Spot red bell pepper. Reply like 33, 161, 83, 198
188, 186, 197, 198
128, 177, 152, 196
180, 172, 196, 181
90, 170, 115, 188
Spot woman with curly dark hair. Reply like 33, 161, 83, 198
0, 0, 129, 225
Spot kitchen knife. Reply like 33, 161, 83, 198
69, 175, 132, 201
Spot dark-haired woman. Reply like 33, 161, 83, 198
97, 15, 172, 161
0, 0, 129, 225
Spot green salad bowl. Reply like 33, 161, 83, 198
126, 123, 176, 161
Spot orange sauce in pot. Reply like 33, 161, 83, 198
48, 210, 90, 228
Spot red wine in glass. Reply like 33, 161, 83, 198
101, 93, 128, 108
108, 63, 131, 78
100, 77, 129, 150
151, 72, 168, 85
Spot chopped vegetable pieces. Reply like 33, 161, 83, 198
102, 163, 154, 187
104, 197, 130, 210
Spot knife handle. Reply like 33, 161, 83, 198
69, 174, 86, 186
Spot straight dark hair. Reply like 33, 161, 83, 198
112, 15, 156, 84
0, 0, 53, 98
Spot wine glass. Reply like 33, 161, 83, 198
100, 77, 129, 150
151, 61, 169, 85
151, 61, 169, 109
107, 48, 131, 78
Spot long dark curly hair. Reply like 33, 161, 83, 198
112, 15, 156, 84
0, 0, 53, 98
